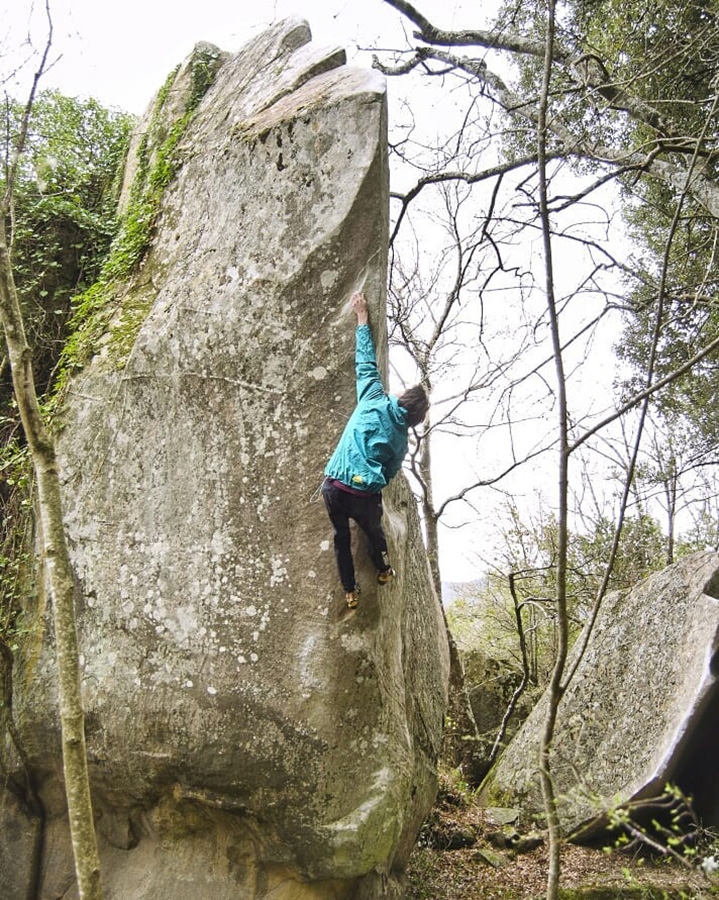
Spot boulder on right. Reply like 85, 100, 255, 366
479, 551, 719, 836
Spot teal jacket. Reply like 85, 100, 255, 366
325, 324, 408, 493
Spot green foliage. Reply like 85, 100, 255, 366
676, 510, 719, 556
54, 45, 223, 392
502, 0, 719, 452
2, 90, 135, 396
448, 502, 667, 687
569, 0, 719, 447
0, 431, 34, 648
604, 784, 719, 895
615, 172, 719, 449
0, 89, 137, 648
573, 0, 718, 141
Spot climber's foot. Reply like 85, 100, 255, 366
377, 567, 395, 586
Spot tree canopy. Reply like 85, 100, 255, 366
2, 89, 133, 398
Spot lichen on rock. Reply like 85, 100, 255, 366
5, 17, 449, 900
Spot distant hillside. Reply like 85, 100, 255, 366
441, 580, 486, 605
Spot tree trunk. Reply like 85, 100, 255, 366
0, 212, 103, 899
537, 3, 571, 896
418, 403, 483, 782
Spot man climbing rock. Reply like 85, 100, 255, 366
323, 291, 429, 609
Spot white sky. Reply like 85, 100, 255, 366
1, 0, 480, 115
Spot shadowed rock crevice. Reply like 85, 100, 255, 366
702, 568, 719, 600
671, 681, 719, 825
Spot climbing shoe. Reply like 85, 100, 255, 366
377, 567, 395, 586
345, 585, 360, 609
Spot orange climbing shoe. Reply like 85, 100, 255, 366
377, 567, 395, 586
345, 586, 360, 608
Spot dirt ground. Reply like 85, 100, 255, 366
404, 785, 714, 899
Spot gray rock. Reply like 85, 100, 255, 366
484, 806, 520, 827
7, 18, 449, 899
479, 551, 719, 837
472, 847, 508, 868
0, 789, 42, 899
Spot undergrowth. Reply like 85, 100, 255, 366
404, 772, 714, 900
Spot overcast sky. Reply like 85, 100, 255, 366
1, 0, 482, 115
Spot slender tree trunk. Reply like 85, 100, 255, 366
536, 2, 570, 897
0, 212, 103, 899
418, 386, 482, 780
487, 574, 531, 767
421, 452, 442, 594
665, 457, 677, 565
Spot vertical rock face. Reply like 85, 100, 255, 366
480, 552, 719, 837
8, 19, 449, 900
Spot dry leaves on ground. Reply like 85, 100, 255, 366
405, 784, 712, 899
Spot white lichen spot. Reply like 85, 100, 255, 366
244, 605, 257, 617
256, 494, 270, 520
310, 366, 328, 381
270, 556, 288, 586
238, 655, 247, 664
250, 652, 259, 663
185, 679, 194, 688
252, 631, 260, 642
308, 569, 317, 579
320, 269, 338, 289
341, 633, 365, 653
226, 265, 239, 282
207, 686, 217, 695
320, 540, 330, 552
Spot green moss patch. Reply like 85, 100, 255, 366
53, 46, 223, 397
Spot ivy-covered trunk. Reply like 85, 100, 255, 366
0, 209, 103, 899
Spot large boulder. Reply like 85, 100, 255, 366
479, 551, 719, 837
7, 19, 449, 900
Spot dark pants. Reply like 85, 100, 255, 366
321, 478, 390, 592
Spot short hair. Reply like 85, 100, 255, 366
398, 385, 429, 427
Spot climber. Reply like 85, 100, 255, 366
322, 291, 429, 610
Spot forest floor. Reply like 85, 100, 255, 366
404, 778, 715, 900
